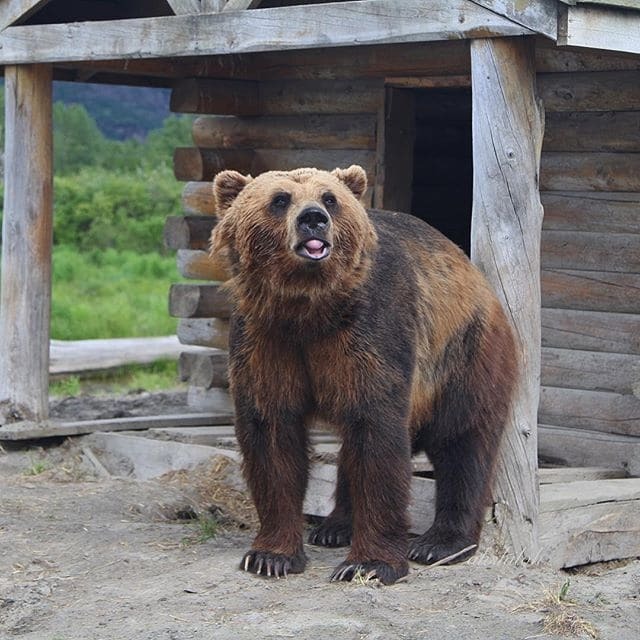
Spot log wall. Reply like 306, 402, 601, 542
537, 64, 640, 468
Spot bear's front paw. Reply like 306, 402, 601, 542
329, 560, 408, 585
308, 517, 352, 548
408, 531, 478, 565
240, 549, 307, 578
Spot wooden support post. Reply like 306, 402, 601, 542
0, 65, 53, 425
470, 38, 544, 561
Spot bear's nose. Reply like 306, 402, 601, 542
296, 207, 329, 234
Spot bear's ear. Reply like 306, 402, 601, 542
332, 165, 367, 200
213, 170, 252, 214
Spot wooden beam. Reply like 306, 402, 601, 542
166, 0, 226, 14
558, 4, 640, 55
0, 0, 51, 30
164, 215, 217, 251
182, 182, 217, 215
469, 0, 558, 39
470, 37, 544, 562
169, 283, 233, 319
177, 249, 230, 281
0, 65, 53, 426
221, 0, 262, 11
0, 0, 534, 64
179, 350, 229, 389
178, 318, 230, 350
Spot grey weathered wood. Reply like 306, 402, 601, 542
538, 467, 628, 484
471, 37, 544, 563
544, 112, 640, 153
192, 114, 377, 150
541, 347, 640, 395
538, 387, 640, 437
49, 336, 206, 376
179, 350, 229, 389
178, 318, 230, 350
173, 148, 254, 182
182, 181, 217, 216
469, 0, 558, 38
164, 215, 216, 251
535, 42, 640, 73
166, 0, 226, 15
541, 192, 640, 234
540, 152, 640, 191
541, 308, 640, 355
541, 478, 640, 512
169, 283, 233, 319
0, 1, 534, 64
187, 386, 233, 413
558, 4, 640, 55
0, 0, 51, 29
221, 0, 262, 11
538, 424, 640, 475
541, 230, 640, 273
177, 249, 229, 281
538, 70, 640, 112
0, 413, 234, 441
541, 269, 640, 314
170, 78, 260, 115
0, 65, 53, 425
147, 425, 237, 444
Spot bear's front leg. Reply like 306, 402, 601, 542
329, 413, 412, 585
235, 397, 309, 579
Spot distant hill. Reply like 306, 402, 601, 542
53, 82, 172, 140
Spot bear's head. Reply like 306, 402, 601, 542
210, 165, 377, 308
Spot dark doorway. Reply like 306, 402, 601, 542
410, 88, 473, 255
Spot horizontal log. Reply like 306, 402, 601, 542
178, 318, 230, 350
539, 467, 628, 484
541, 230, 640, 273
179, 350, 229, 389
192, 114, 377, 150
540, 152, 640, 191
0, 1, 532, 64
172, 78, 383, 115
544, 111, 640, 153
170, 78, 260, 115
541, 192, 640, 234
535, 43, 640, 73
541, 269, 640, 314
164, 215, 216, 251
174, 147, 377, 182
538, 424, 640, 476
182, 181, 216, 216
541, 308, 640, 355
187, 386, 233, 414
177, 249, 230, 281
538, 70, 640, 112
541, 347, 640, 395
538, 386, 640, 437
169, 283, 232, 319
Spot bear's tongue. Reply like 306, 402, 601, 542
305, 239, 325, 257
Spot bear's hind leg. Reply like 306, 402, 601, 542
308, 448, 352, 548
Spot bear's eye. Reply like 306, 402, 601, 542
270, 192, 291, 213
322, 193, 337, 208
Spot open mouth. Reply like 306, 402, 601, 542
295, 238, 331, 261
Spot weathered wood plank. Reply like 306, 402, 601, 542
541, 269, 640, 314
541, 347, 640, 395
0, 413, 234, 441
221, 0, 262, 11
0, 1, 533, 65
469, 0, 558, 38
541, 308, 640, 355
541, 192, 640, 234
541, 230, 640, 273
182, 181, 217, 216
535, 42, 640, 73
538, 467, 628, 484
544, 112, 640, 152
178, 318, 230, 350
177, 249, 230, 281
538, 70, 640, 111
541, 478, 640, 512
166, 0, 226, 15
164, 215, 216, 251
0, 0, 52, 30
169, 283, 232, 319
170, 78, 260, 115
540, 152, 640, 191
179, 350, 229, 389
471, 38, 543, 562
538, 424, 640, 475
192, 114, 377, 150
558, 4, 640, 55
538, 386, 640, 437
0, 65, 53, 425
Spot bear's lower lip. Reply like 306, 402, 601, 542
295, 238, 331, 261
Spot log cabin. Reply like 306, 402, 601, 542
0, 0, 639, 569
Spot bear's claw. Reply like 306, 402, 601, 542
308, 519, 352, 548
240, 549, 306, 579
329, 560, 408, 585
408, 532, 477, 566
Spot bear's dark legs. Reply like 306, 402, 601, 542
308, 448, 352, 547
236, 405, 309, 578
330, 416, 412, 585
409, 425, 500, 565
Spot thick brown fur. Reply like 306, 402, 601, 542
210, 165, 518, 585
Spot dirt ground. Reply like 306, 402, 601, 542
1, 392, 639, 640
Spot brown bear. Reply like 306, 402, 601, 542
210, 165, 517, 585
